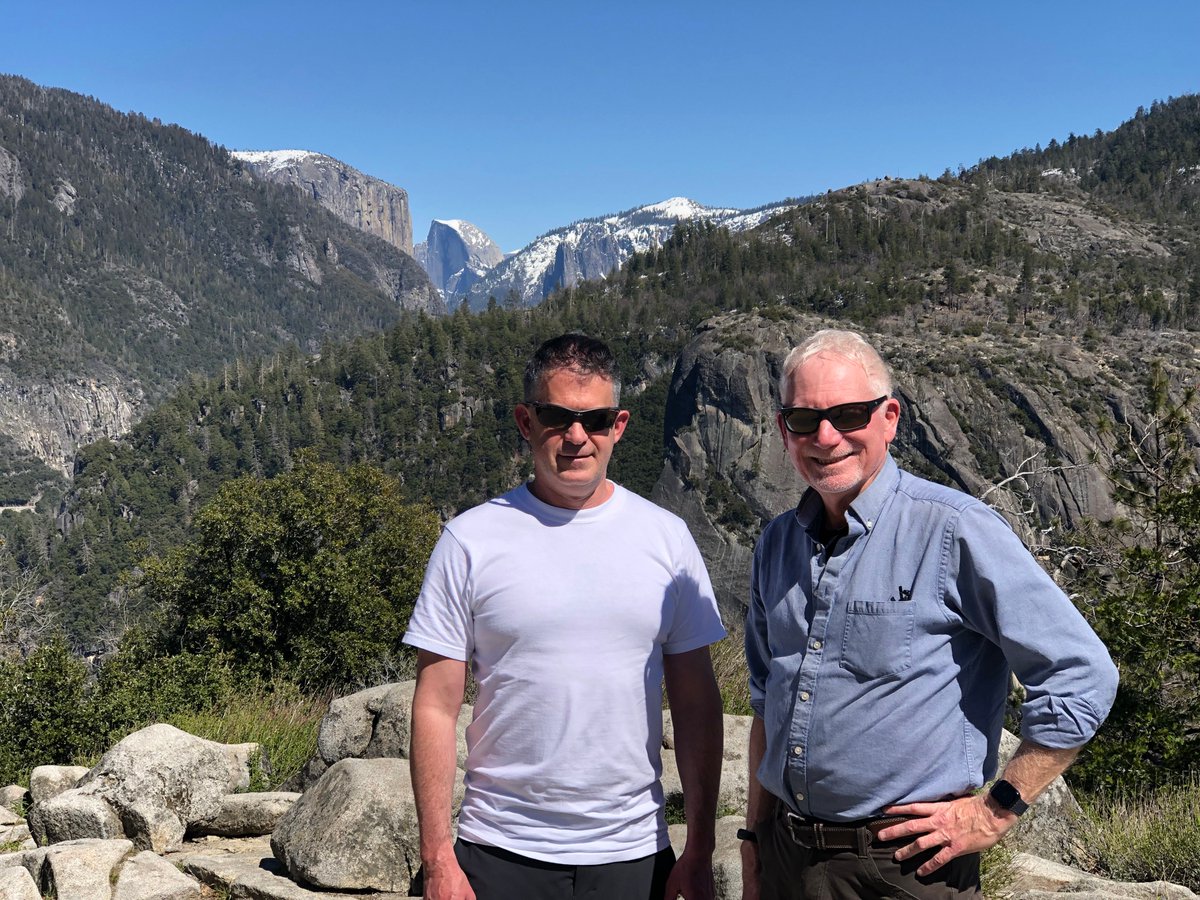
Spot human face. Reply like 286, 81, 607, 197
777, 352, 900, 522
514, 368, 629, 510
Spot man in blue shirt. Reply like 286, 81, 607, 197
741, 329, 1117, 899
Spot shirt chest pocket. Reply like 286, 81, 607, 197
840, 600, 914, 679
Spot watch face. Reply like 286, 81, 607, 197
991, 779, 1027, 813
991, 780, 1019, 807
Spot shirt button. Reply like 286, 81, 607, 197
799, 691, 810, 702
812, 640, 823, 650
795, 792, 806, 802
792, 745, 804, 756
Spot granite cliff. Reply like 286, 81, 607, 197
233, 150, 415, 257
654, 310, 1199, 615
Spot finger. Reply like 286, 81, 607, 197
916, 846, 956, 877
883, 802, 941, 816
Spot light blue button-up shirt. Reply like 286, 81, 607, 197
746, 455, 1117, 822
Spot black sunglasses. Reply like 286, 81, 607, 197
779, 397, 887, 435
526, 402, 620, 432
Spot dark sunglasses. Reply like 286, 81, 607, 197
779, 396, 887, 435
525, 401, 620, 432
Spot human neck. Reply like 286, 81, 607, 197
529, 478, 613, 510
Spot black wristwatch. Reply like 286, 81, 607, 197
988, 779, 1029, 816
736, 828, 758, 843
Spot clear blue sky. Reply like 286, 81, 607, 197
5, 1, 1198, 252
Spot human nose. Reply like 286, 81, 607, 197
811, 417, 843, 446
563, 420, 590, 443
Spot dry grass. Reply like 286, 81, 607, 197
1077, 775, 1200, 891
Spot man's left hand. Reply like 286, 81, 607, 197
877, 794, 1019, 876
663, 848, 715, 900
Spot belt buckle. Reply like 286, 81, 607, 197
785, 812, 825, 850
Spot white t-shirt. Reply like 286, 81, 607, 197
403, 482, 725, 864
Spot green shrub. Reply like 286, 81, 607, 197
0, 634, 94, 783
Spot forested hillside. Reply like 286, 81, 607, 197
6, 93, 1200, 658
0, 75, 441, 486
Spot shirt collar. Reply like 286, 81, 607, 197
794, 454, 900, 538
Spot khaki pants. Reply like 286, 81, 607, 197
756, 807, 982, 900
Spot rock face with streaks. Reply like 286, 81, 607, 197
234, 150, 414, 257
654, 310, 1198, 616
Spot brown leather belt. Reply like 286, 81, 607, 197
783, 811, 910, 851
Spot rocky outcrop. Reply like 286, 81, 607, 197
415, 219, 505, 300
234, 150, 414, 256
655, 310, 1200, 615
0, 369, 142, 477
0, 146, 24, 204
6, 690, 1194, 899
29, 724, 260, 853
29, 766, 89, 806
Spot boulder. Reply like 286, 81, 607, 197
27, 792, 124, 846
112, 850, 202, 900
0, 786, 27, 814
30, 724, 259, 853
1008, 851, 1199, 898
0, 808, 19, 828
289, 681, 470, 791
271, 758, 420, 892
29, 766, 89, 805
0, 867, 38, 900
41, 838, 132, 900
189, 792, 300, 838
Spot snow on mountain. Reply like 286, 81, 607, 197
231, 149, 318, 173
461, 197, 798, 309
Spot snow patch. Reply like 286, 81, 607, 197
232, 149, 318, 173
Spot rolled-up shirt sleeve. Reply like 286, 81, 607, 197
950, 503, 1118, 748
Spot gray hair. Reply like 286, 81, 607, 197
779, 329, 894, 403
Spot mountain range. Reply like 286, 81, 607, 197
2, 72, 1200, 648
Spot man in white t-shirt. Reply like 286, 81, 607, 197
404, 333, 726, 900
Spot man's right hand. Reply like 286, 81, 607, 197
422, 850, 476, 900
739, 840, 760, 900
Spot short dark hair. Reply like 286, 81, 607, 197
523, 334, 622, 403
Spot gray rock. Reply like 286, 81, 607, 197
0, 786, 27, 814
0, 848, 44, 887
292, 681, 469, 793
31, 724, 259, 853
29, 765, 90, 805
1009, 851, 1199, 898
112, 850, 201, 900
0, 825, 29, 844
0, 867, 38, 900
316, 683, 410, 764
0, 807, 19, 828
189, 793, 300, 838
270, 758, 419, 892
28, 791, 124, 846
41, 838, 132, 900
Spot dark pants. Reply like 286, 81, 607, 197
444, 839, 675, 900
757, 807, 981, 900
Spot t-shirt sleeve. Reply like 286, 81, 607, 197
663, 523, 727, 655
401, 526, 474, 661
